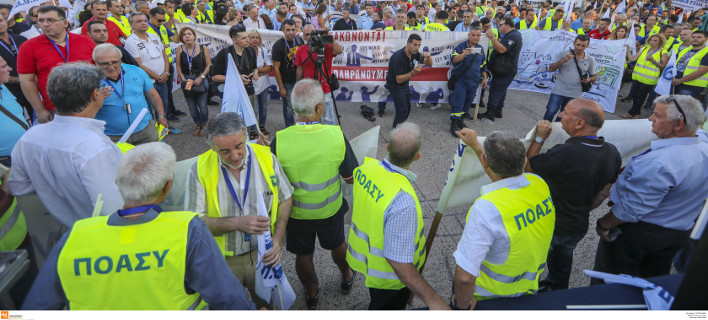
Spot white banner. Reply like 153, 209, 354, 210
178, 23, 488, 104
509, 29, 627, 113
672, 0, 708, 12
437, 120, 658, 213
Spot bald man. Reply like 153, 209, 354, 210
525, 99, 622, 290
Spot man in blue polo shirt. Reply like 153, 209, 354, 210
93, 44, 169, 145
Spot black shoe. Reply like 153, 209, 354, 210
462, 112, 473, 120
207, 98, 219, 105
166, 114, 180, 121
305, 273, 319, 310
478, 112, 494, 124
538, 279, 555, 293
450, 118, 462, 137
494, 109, 503, 118
378, 109, 384, 117
479, 101, 486, 109
458, 118, 467, 129
172, 109, 187, 116
341, 268, 355, 294
620, 97, 633, 103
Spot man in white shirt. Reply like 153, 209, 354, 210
20, 6, 42, 39
9, 63, 124, 228
243, 5, 267, 29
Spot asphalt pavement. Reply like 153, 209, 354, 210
164, 82, 647, 310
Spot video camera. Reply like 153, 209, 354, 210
307, 30, 334, 53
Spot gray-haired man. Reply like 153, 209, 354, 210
185, 112, 293, 309
269, 79, 359, 309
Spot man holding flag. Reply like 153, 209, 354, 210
185, 112, 293, 309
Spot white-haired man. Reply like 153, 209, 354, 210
347, 122, 449, 310
593, 95, 708, 281
185, 112, 293, 309
23, 143, 255, 310
269, 79, 359, 309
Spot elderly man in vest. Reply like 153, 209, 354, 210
347, 122, 450, 310
451, 129, 555, 309
185, 112, 293, 309
23, 143, 255, 310
269, 79, 358, 309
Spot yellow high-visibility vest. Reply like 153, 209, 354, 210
632, 47, 666, 85
677, 45, 708, 88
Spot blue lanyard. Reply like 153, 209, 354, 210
47, 33, 69, 63
185, 44, 197, 70
221, 145, 253, 212
583, 135, 599, 139
381, 160, 403, 175
118, 204, 162, 217
104, 69, 126, 102
33, 25, 42, 34
0, 37, 18, 56
284, 39, 295, 53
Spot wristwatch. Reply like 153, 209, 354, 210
200, 74, 206, 79
534, 136, 544, 144
157, 114, 166, 119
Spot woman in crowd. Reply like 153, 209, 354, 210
261, 13, 274, 29
383, 7, 394, 26
248, 29, 273, 135
311, 4, 331, 30
175, 27, 212, 136
620, 34, 668, 119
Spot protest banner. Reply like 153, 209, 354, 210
509, 29, 627, 113
672, 0, 708, 12
177, 23, 488, 104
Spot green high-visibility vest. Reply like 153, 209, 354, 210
468, 174, 555, 300
56, 211, 207, 310
632, 47, 665, 85
347, 158, 426, 290
677, 45, 708, 88
147, 24, 173, 63
519, 18, 537, 30
542, 17, 562, 30
0, 197, 26, 252
276, 124, 345, 220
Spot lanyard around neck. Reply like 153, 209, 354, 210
47, 33, 69, 63
221, 145, 253, 212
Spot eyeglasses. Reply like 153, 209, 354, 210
157, 19, 166, 23
666, 96, 687, 123
97, 60, 122, 67
38, 18, 65, 24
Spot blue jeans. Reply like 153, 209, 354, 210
386, 83, 411, 128
545, 232, 585, 290
543, 93, 574, 121
151, 82, 169, 118
254, 89, 269, 127
449, 79, 479, 120
281, 83, 295, 127
184, 81, 209, 125
486, 74, 515, 115
675, 84, 704, 97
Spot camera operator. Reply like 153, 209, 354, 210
294, 25, 343, 125
384, 34, 432, 128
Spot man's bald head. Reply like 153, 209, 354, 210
388, 123, 422, 168
570, 98, 604, 129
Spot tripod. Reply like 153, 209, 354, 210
305, 47, 342, 126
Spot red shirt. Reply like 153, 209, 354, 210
17, 33, 96, 111
81, 18, 126, 46
588, 28, 611, 40
294, 44, 335, 93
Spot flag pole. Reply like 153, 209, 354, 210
276, 284, 284, 310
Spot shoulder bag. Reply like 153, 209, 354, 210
572, 49, 592, 92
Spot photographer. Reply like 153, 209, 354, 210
384, 33, 432, 128
294, 25, 343, 125
542, 34, 597, 122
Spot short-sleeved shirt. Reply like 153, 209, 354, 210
451, 42, 487, 83
212, 46, 257, 96
333, 18, 357, 30
294, 44, 335, 93
81, 18, 126, 46
271, 36, 305, 85
7, 22, 29, 35
529, 137, 621, 235
95, 64, 154, 136
17, 33, 96, 111
489, 29, 522, 75
676, 45, 708, 81
588, 28, 611, 40
386, 47, 422, 88
550, 50, 597, 98
124, 33, 166, 82
0, 34, 27, 102
0, 85, 27, 156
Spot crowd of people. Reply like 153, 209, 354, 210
0, 0, 707, 311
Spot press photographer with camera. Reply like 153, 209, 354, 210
294, 25, 343, 125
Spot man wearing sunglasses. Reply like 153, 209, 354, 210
592, 95, 708, 282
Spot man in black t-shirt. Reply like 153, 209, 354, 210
271, 19, 303, 127
212, 24, 258, 106
384, 33, 432, 128
526, 99, 622, 291
332, 7, 357, 30
478, 17, 522, 124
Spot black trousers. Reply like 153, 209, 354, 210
591, 221, 690, 285
386, 83, 411, 128
368, 287, 411, 310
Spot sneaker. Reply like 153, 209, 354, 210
494, 109, 503, 118
378, 109, 384, 117
305, 273, 319, 310
430, 103, 442, 110
168, 127, 182, 134
172, 109, 187, 116
341, 269, 355, 294
166, 114, 180, 121
416, 103, 423, 108
620, 97, 633, 103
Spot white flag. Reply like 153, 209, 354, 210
10, 0, 73, 18
654, 50, 676, 96
678, 11, 688, 23
627, 21, 637, 55
602, 6, 611, 19
615, 0, 626, 13
563, 0, 574, 22
221, 53, 258, 127
254, 193, 296, 310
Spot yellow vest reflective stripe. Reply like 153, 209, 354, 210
468, 174, 555, 299
197, 9, 214, 23
276, 124, 345, 220
677, 45, 708, 88
664, 36, 679, 52
108, 15, 131, 36
175, 9, 187, 23
346, 158, 426, 290
115, 142, 135, 154
406, 23, 422, 30
632, 47, 665, 85
0, 197, 27, 251
574, 28, 586, 35
424, 22, 447, 31
639, 24, 660, 37
543, 18, 562, 30
519, 19, 536, 30
196, 144, 279, 256
147, 24, 173, 63
385, 26, 412, 30
56, 211, 206, 310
